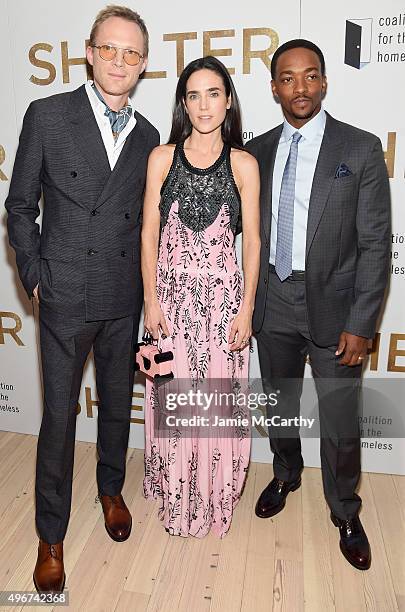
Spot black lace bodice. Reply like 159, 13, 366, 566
159, 142, 241, 234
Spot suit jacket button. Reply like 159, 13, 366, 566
88, 249, 97, 256
91, 209, 97, 216
265, 241, 269, 248
124, 213, 130, 219
121, 250, 127, 257
264, 278, 267, 284
70, 171, 77, 177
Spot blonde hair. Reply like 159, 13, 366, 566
89, 5, 149, 55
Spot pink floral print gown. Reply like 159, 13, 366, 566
143, 142, 251, 538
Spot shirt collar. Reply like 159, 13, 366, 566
281, 107, 326, 143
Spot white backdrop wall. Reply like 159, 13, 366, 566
1, 0, 404, 474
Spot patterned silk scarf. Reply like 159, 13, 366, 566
92, 83, 132, 142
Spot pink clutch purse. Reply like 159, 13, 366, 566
135, 332, 174, 381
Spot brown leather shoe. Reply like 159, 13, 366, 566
99, 494, 132, 542
33, 540, 65, 593
331, 513, 371, 570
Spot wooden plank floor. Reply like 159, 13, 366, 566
0, 431, 403, 612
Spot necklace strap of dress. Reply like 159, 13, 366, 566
179, 141, 228, 175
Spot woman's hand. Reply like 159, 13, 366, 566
144, 300, 170, 340
229, 306, 253, 351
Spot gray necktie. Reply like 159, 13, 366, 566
275, 131, 302, 281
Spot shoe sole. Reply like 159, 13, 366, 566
105, 518, 132, 542
33, 572, 66, 593
255, 478, 302, 519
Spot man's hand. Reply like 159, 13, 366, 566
335, 332, 368, 366
32, 284, 39, 303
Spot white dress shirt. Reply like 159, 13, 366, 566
270, 108, 326, 270
85, 80, 137, 170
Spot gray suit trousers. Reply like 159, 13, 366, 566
256, 266, 362, 520
35, 303, 137, 543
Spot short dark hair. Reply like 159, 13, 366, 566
168, 56, 243, 149
271, 39, 325, 79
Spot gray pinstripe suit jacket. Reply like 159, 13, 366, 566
246, 112, 391, 346
6, 85, 159, 321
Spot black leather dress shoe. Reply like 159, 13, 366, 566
255, 476, 301, 518
331, 513, 371, 570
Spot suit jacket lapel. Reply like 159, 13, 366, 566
65, 85, 111, 183
306, 113, 345, 257
262, 125, 283, 244
94, 116, 147, 209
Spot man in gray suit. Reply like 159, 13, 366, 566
246, 40, 390, 570
5, 6, 159, 592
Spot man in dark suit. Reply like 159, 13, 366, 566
5, 6, 159, 592
246, 39, 390, 570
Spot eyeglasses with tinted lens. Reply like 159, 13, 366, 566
91, 44, 144, 66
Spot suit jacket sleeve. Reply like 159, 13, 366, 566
5, 102, 43, 298
344, 137, 391, 338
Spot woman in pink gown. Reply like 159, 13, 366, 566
141, 56, 260, 537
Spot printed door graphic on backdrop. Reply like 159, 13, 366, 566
345, 18, 372, 69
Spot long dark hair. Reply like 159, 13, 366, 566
168, 56, 243, 149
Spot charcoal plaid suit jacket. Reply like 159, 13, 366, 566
246, 112, 391, 346
6, 85, 159, 321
